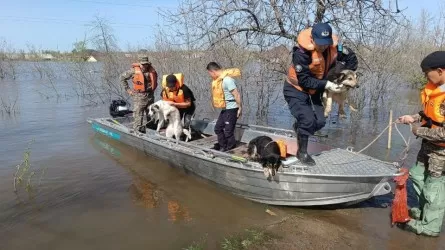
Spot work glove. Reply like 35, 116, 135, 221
325, 81, 343, 93
396, 115, 416, 124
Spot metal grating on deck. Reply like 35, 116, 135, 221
286, 148, 401, 177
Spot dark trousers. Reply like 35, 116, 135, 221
214, 108, 238, 151
284, 90, 326, 136
179, 105, 196, 128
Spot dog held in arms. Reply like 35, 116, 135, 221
247, 136, 282, 178
147, 100, 191, 143
322, 64, 359, 118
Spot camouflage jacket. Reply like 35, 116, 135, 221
413, 102, 445, 142
119, 67, 156, 92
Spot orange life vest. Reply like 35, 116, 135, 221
132, 63, 158, 92
276, 140, 287, 158
161, 73, 185, 103
420, 82, 445, 147
211, 68, 241, 108
286, 28, 338, 95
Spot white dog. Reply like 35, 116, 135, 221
148, 100, 169, 132
148, 100, 191, 143
323, 69, 359, 118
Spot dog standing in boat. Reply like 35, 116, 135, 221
323, 64, 359, 118
147, 100, 191, 142
247, 136, 282, 178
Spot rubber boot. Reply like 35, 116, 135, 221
405, 175, 445, 237
409, 162, 427, 202
297, 134, 315, 166
409, 208, 421, 220
409, 162, 427, 220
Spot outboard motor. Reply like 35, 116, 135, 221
109, 99, 132, 118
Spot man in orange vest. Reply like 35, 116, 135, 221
120, 56, 158, 133
284, 23, 358, 166
206, 62, 242, 152
397, 51, 445, 237
162, 74, 196, 128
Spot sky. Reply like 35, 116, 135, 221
0, 0, 442, 52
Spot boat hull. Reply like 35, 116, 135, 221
89, 119, 394, 206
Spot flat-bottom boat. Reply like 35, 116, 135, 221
87, 117, 402, 206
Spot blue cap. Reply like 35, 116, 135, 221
311, 23, 333, 46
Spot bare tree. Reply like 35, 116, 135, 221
163, 0, 404, 49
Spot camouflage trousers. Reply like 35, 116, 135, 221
132, 92, 154, 131
415, 141, 445, 177
410, 141, 445, 207
408, 141, 445, 236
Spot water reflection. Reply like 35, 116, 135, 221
92, 135, 193, 223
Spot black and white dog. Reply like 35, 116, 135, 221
247, 136, 282, 178
147, 100, 191, 143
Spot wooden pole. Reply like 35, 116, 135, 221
388, 110, 393, 149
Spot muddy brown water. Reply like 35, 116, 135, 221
1, 68, 445, 249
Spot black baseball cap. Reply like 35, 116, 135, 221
166, 74, 177, 88
311, 23, 333, 46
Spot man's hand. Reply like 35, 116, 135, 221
411, 124, 420, 135
397, 115, 416, 124
325, 81, 344, 93
127, 89, 134, 96
237, 108, 242, 118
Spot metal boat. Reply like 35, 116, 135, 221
88, 117, 402, 206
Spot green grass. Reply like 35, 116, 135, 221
221, 229, 272, 250
13, 140, 46, 193
183, 243, 205, 250
183, 234, 208, 250
13, 140, 34, 192
184, 229, 273, 250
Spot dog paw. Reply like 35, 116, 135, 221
339, 114, 347, 119
268, 168, 273, 177
349, 106, 358, 112
324, 112, 329, 118
263, 168, 269, 178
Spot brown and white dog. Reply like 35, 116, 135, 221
323, 67, 359, 118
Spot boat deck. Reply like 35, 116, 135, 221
100, 117, 402, 177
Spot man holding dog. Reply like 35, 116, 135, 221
398, 51, 445, 237
161, 73, 196, 128
207, 62, 242, 152
120, 56, 158, 133
284, 22, 358, 166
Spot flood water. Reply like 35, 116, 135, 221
1, 63, 445, 249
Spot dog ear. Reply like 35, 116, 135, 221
337, 72, 347, 83
153, 104, 160, 111
355, 71, 362, 81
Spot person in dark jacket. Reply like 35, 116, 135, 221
283, 23, 358, 166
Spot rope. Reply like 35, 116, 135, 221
353, 121, 414, 168
356, 122, 412, 153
